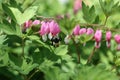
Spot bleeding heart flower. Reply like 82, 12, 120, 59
39, 21, 50, 42
73, 25, 80, 36
86, 28, 94, 35
114, 34, 120, 50
94, 30, 102, 48
22, 20, 32, 33
32, 20, 40, 25
39, 21, 49, 36
74, 0, 82, 14
49, 20, 60, 36
106, 31, 112, 48
24, 20, 32, 28
79, 28, 86, 35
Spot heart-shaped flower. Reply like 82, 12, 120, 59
94, 30, 102, 48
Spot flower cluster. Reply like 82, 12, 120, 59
65, 25, 94, 45
23, 20, 120, 50
65, 24, 120, 50
23, 20, 40, 32
23, 19, 61, 47
39, 20, 61, 42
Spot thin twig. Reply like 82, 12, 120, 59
22, 37, 25, 58
79, 23, 103, 27
87, 47, 96, 64
36, 16, 55, 20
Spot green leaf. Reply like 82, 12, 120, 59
2, 3, 16, 22
2, 4, 38, 25
72, 65, 119, 80
99, 0, 120, 16
54, 45, 68, 56
0, 45, 9, 67
0, 24, 16, 35
1, 19, 22, 36
9, 54, 39, 75
27, 35, 40, 40
43, 66, 70, 80
0, 35, 7, 44
82, 2, 96, 23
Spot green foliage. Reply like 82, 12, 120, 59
99, 0, 120, 16
0, 0, 120, 80
2, 4, 38, 25
82, 2, 96, 23
54, 45, 68, 56
72, 64, 119, 80
0, 23, 16, 35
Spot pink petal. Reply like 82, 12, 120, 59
49, 20, 60, 36
39, 21, 50, 36
32, 20, 40, 25
106, 31, 112, 41
114, 34, 120, 44
74, 0, 82, 14
24, 20, 32, 28
73, 25, 80, 35
94, 30, 102, 42
86, 28, 94, 35
79, 28, 86, 35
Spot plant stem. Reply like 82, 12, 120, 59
103, 16, 108, 26
49, 45, 54, 53
72, 37, 80, 63
22, 37, 25, 58
87, 47, 96, 64
26, 70, 39, 80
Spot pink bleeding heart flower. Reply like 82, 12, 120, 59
94, 30, 102, 48
24, 20, 32, 28
39, 21, 49, 36
79, 28, 86, 35
86, 28, 94, 35
114, 34, 120, 50
74, 0, 82, 14
73, 25, 80, 36
32, 20, 40, 25
106, 31, 112, 48
49, 20, 60, 36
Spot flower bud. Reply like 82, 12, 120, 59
22, 20, 32, 33
73, 25, 80, 36
79, 28, 86, 35
86, 28, 94, 35
32, 20, 40, 25
24, 20, 32, 28
114, 34, 120, 50
114, 34, 120, 44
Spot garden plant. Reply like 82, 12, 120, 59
0, 0, 120, 80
